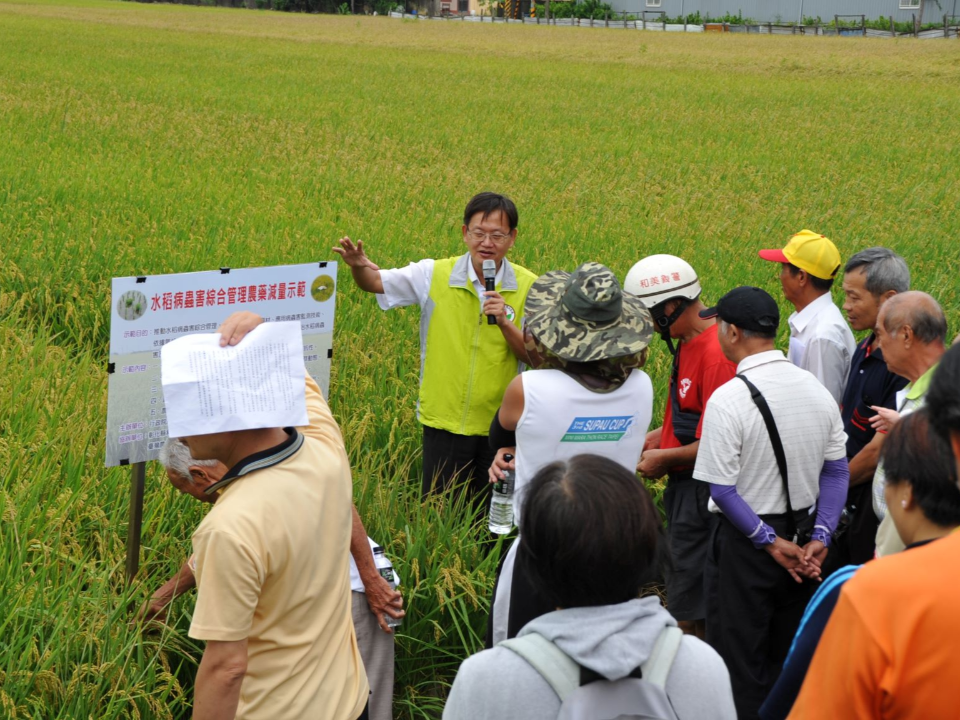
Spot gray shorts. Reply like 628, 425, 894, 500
663, 474, 717, 622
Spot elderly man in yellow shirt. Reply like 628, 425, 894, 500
160, 312, 376, 720
143, 437, 402, 720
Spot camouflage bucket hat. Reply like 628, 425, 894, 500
524, 262, 655, 363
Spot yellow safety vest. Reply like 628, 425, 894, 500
418, 254, 537, 436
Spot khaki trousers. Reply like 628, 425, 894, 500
352, 591, 396, 720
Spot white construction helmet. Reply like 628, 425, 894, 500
624, 255, 701, 332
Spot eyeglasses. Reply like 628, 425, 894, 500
467, 228, 512, 245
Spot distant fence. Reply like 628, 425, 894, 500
125, 0, 960, 36
387, 10, 960, 38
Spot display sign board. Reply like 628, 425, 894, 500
105, 262, 336, 467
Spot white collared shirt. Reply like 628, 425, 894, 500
348, 536, 400, 593
694, 350, 847, 515
786, 292, 856, 404
376, 254, 504, 311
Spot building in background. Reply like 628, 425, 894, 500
606, 0, 954, 25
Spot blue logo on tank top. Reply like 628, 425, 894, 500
561, 416, 634, 442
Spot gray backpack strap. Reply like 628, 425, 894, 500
640, 626, 684, 689
499, 633, 580, 701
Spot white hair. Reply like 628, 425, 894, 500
158, 438, 219, 482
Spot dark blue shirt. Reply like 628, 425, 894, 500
839, 335, 907, 459
759, 565, 859, 720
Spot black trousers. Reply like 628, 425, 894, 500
421, 425, 496, 501
705, 515, 816, 720
824, 482, 878, 577
663, 473, 717, 622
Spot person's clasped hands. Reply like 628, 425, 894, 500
764, 536, 827, 583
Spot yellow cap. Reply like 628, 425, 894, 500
758, 230, 841, 280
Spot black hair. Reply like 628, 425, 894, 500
927, 343, 960, 440
519, 454, 661, 609
463, 192, 519, 231
786, 262, 834, 293
881, 407, 960, 528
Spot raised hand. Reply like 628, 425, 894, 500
217, 311, 264, 347
333, 236, 380, 271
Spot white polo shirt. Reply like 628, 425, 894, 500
376, 255, 504, 311
694, 350, 847, 515
786, 292, 856, 405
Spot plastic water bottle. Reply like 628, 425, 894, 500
489, 453, 515, 534
372, 546, 402, 629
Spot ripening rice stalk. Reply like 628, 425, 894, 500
1, 0, 959, 716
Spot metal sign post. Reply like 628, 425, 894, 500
125, 462, 146, 584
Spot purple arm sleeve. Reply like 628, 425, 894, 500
810, 458, 850, 547
709, 483, 776, 549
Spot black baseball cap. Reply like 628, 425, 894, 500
699, 286, 779, 333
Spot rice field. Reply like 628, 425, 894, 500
1, 1, 959, 716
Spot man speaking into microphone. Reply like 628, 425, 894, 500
335, 193, 538, 500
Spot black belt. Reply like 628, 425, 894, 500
757, 507, 814, 524
720, 506, 816, 545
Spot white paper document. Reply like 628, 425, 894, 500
161, 321, 308, 437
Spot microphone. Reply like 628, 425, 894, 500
483, 259, 497, 325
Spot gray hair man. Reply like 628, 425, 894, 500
158, 437, 221, 503
693, 286, 849, 720
828, 248, 910, 569
148, 445, 401, 720
152, 313, 404, 718
871, 291, 948, 557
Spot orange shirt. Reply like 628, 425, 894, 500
788, 531, 960, 720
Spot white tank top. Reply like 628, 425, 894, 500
513, 368, 653, 523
